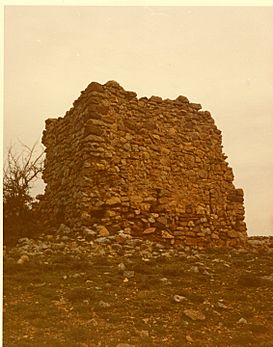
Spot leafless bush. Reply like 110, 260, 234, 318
3, 142, 44, 245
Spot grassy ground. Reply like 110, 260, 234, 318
3, 249, 273, 346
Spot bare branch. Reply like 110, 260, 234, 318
3, 142, 44, 204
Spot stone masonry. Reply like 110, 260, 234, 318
39, 80, 247, 247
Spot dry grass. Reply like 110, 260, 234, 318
4, 250, 273, 346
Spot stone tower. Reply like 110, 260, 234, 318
39, 80, 247, 247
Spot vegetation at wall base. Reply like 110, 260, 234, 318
3, 143, 44, 246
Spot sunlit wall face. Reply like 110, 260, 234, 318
4, 6, 273, 236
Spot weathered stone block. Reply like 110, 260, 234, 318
106, 197, 121, 206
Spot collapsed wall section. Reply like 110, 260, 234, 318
39, 80, 247, 247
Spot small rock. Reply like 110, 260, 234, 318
237, 317, 247, 324
262, 274, 273, 281
186, 335, 194, 342
203, 270, 211, 276
39, 242, 49, 250
183, 309, 206, 321
82, 226, 95, 234
99, 300, 111, 308
176, 95, 189, 103
17, 255, 30, 265
217, 302, 228, 309
97, 226, 110, 237
118, 263, 126, 271
160, 277, 169, 283
161, 231, 174, 239
106, 196, 121, 205
195, 262, 205, 267
55, 242, 65, 250
212, 258, 221, 263
71, 273, 81, 278
17, 237, 30, 244
95, 237, 110, 244
46, 235, 54, 241
157, 216, 168, 225
143, 227, 156, 234
174, 295, 186, 303
227, 229, 239, 238
189, 266, 199, 273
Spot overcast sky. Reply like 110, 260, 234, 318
4, 6, 273, 236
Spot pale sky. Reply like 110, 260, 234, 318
4, 6, 273, 236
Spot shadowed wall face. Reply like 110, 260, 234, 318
39, 81, 247, 247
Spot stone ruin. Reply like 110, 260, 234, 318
38, 80, 248, 247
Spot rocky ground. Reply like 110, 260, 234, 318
3, 226, 273, 347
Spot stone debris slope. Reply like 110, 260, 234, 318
4, 227, 273, 346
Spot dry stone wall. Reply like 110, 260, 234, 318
39, 80, 247, 247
